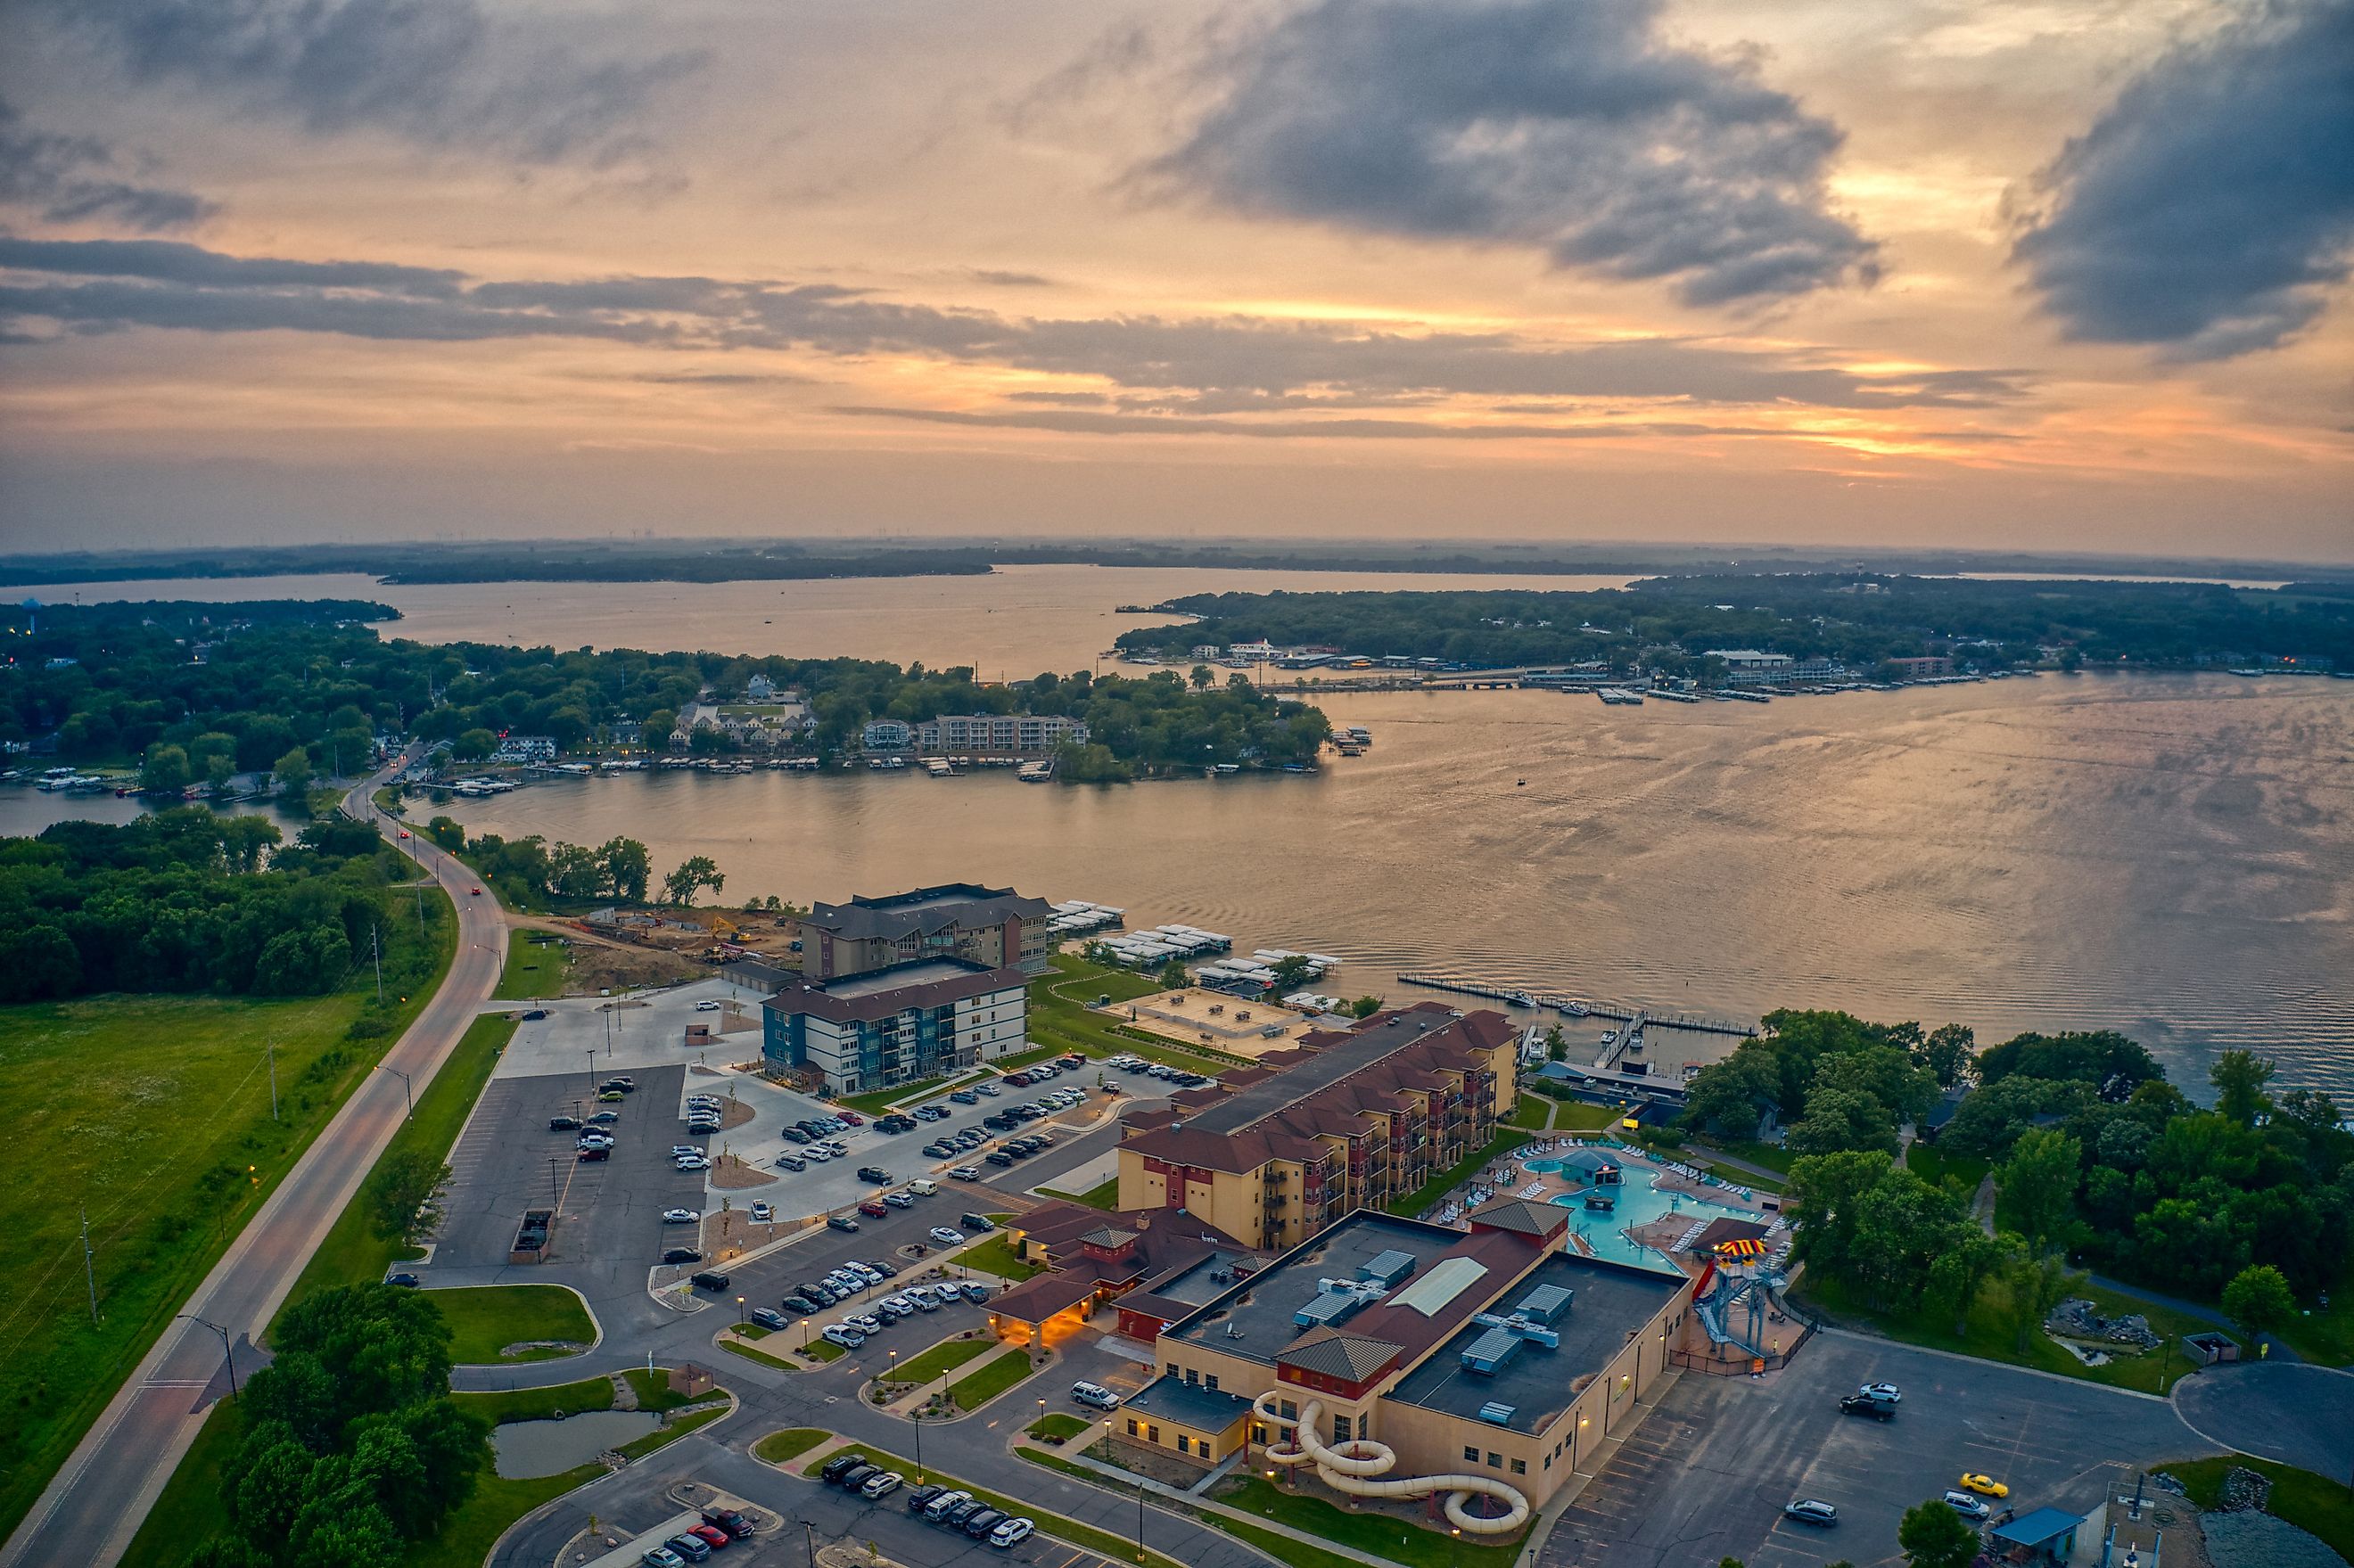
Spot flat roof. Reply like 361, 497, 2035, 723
1124, 1374, 1255, 1434
1165, 1210, 1544, 1373
1385, 1253, 1684, 1435
1185, 1008, 1463, 1136
819, 958, 989, 999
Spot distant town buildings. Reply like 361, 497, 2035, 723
491, 734, 557, 764
1884, 654, 1955, 677
860, 713, 1088, 753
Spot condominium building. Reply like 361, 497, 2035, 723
913, 713, 1088, 752
760, 956, 1026, 1095
1116, 1005, 1520, 1250
1701, 649, 1845, 686
798, 883, 1057, 979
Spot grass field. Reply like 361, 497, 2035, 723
1039, 1176, 1119, 1211
1904, 1143, 1993, 1198
753, 1427, 830, 1465
2160, 1456, 2354, 1562
1025, 956, 1249, 1077
0, 886, 456, 1540
1214, 1474, 1528, 1568
1797, 1272, 2213, 1394
955, 1235, 1041, 1281
947, 1348, 1037, 1411
494, 930, 572, 1000
434, 1284, 597, 1364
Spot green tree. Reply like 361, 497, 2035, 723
2220, 1263, 2296, 1347
141, 742, 193, 794
2005, 1245, 2078, 1351
662, 854, 725, 906
1353, 996, 1383, 1020
425, 816, 465, 852
362, 1149, 450, 1244
1189, 664, 1215, 690
1158, 958, 1189, 989
599, 836, 651, 901
2210, 1050, 2276, 1127
204, 750, 237, 792
452, 728, 497, 762
273, 744, 315, 810
1897, 1498, 1979, 1568
1683, 1045, 1780, 1138
1999, 1128, 2081, 1257
1918, 1023, 1976, 1088
1927, 1228, 2016, 1336
547, 841, 607, 899
1268, 954, 1316, 993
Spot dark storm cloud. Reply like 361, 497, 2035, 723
25, 0, 704, 165
0, 236, 2026, 413
1152, 0, 1877, 307
0, 100, 212, 232
2012, 0, 2354, 358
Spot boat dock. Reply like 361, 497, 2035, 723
1395, 973, 1756, 1038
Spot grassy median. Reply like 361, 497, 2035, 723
434, 1284, 597, 1364
946, 1347, 1037, 1412
0, 890, 455, 1540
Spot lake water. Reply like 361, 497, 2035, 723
13, 569, 2350, 1098
489, 1410, 662, 1478
424, 673, 2354, 1099
12, 563, 1634, 677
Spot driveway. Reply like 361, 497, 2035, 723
1540, 1332, 2221, 1568
2171, 1362, 2354, 1478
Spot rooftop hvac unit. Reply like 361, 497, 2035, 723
1358, 1249, 1417, 1287
1461, 1327, 1523, 1375
1476, 1402, 1517, 1426
1514, 1284, 1575, 1324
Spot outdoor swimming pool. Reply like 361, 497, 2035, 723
1514, 1145, 1759, 1273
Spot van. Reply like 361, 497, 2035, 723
907, 1178, 938, 1195
961, 1213, 995, 1232
689, 1270, 731, 1292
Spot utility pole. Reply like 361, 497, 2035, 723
81, 1206, 99, 1322
266, 1036, 279, 1121
372, 927, 384, 1006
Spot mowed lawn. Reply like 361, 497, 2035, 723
433, 1284, 597, 1364
0, 897, 453, 1539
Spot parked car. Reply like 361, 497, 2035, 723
385, 1271, 422, 1288
676, 1155, 711, 1171
701, 1509, 754, 1540
903, 1290, 938, 1311
664, 1536, 710, 1563
908, 1178, 938, 1194
1943, 1491, 1992, 1521
850, 1312, 885, 1334
827, 1214, 860, 1232
548, 1115, 580, 1130
856, 1165, 891, 1183
690, 1270, 731, 1292
907, 1484, 944, 1515
862, 1470, 902, 1500
929, 1227, 965, 1245
696, 998, 721, 1012
750, 1201, 773, 1222
859, 1199, 888, 1217
821, 1454, 868, 1483
950, 1089, 979, 1104
587, 1110, 621, 1126
782, 1127, 812, 1145
778, 1154, 807, 1171
1783, 1500, 1839, 1528
663, 1246, 704, 1265
960, 1282, 991, 1303
961, 1508, 1007, 1539
924, 1490, 974, 1523
821, 1325, 866, 1349
840, 1111, 865, 1126
687, 1525, 729, 1551
1071, 1381, 1120, 1409
883, 1192, 915, 1209
663, 1208, 700, 1225
578, 1145, 610, 1162
751, 1307, 788, 1331
950, 1165, 983, 1181
642, 1548, 685, 1568
961, 1213, 995, 1231
984, 1152, 1015, 1167
835, 1464, 879, 1493
1859, 1382, 1902, 1404
1838, 1394, 1895, 1419
988, 1518, 1034, 1549
1958, 1474, 2009, 1498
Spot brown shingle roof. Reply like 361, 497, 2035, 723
1276, 1328, 1404, 1383
1468, 1197, 1570, 1239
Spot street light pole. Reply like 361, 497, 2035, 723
794, 1518, 818, 1568
1136, 1473, 1147, 1564
913, 1411, 924, 1483
178, 1314, 239, 1401
374, 1063, 413, 1119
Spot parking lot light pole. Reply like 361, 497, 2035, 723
1036, 1396, 1047, 1435
802, 1318, 812, 1353
794, 1517, 818, 1568
1135, 1473, 1147, 1563
913, 1411, 923, 1482
736, 1295, 745, 1325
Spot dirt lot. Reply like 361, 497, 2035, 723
512, 919, 708, 995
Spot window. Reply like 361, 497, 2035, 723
1332, 1416, 1351, 1448
1486, 1452, 1502, 1468
1358, 1413, 1370, 1440
1148, 1425, 1161, 1443
1166, 1363, 1179, 1378
1463, 1446, 1479, 1463
1127, 1419, 1140, 1437
1510, 1458, 1527, 1475
1543, 1454, 1552, 1469
1280, 1400, 1297, 1421
1206, 1374, 1220, 1391
1184, 1367, 1198, 1384
1176, 1435, 1190, 1455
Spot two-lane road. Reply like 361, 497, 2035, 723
2, 763, 508, 1568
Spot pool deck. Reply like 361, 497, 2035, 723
1422, 1137, 1782, 1271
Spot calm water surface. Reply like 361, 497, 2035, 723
18, 564, 1633, 676
430, 674, 2354, 1097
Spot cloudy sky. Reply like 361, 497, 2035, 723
1, 0, 2349, 560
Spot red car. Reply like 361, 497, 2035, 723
837, 1111, 865, 1126
469, 886, 483, 896
688, 1525, 730, 1551
859, 1199, 888, 1217
397, 829, 412, 839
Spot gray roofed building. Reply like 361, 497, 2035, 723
800, 882, 1055, 978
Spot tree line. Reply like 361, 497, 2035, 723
0, 809, 424, 1005
1683, 1011, 2351, 1345
1113, 576, 2354, 673
1, 600, 1332, 774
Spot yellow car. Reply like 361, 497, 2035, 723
1959, 1474, 2010, 1498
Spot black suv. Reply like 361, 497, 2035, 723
856, 1165, 891, 1183
821, 1454, 868, 1484
689, 1270, 730, 1292
548, 1114, 580, 1129
907, 1484, 944, 1515
663, 1246, 704, 1265
1839, 1393, 1896, 1420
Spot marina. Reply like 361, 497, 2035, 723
1395, 973, 1758, 1038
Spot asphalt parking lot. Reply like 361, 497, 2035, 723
1540, 1332, 2217, 1568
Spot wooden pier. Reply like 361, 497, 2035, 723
1395, 972, 1756, 1038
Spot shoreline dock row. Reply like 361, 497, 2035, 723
1395, 972, 1757, 1038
